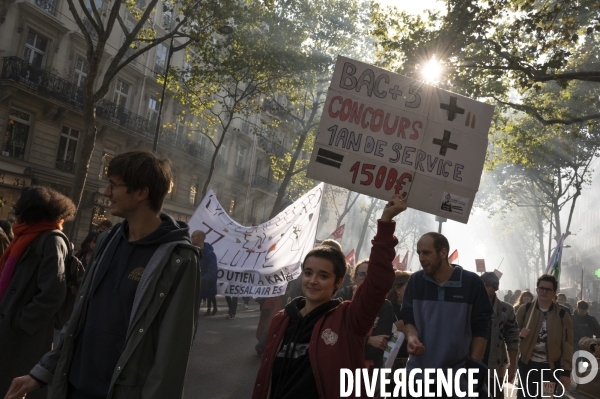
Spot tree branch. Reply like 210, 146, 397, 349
494, 98, 600, 126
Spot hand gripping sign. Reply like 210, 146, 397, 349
306, 56, 495, 223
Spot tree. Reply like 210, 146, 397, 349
326, 186, 361, 228
266, 0, 376, 218
370, 0, 600, 125
371, 0, 600, 283
172, 0, 315, 198
65, 0, 230, 237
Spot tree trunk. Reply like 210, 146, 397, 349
201, 119, 232, 198
68, 98, 98, 240
355, 197, 377, 259
336, 191, 359, 228
268, 126, 309, 219
535, 206, 546, 276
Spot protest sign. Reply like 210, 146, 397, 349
306, 56, 494, 223
188, 183, 324, 297
475, 259, 486, 273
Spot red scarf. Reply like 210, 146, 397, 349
0, 221, 61, 302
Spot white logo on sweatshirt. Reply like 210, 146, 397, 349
321, 328, 338, 346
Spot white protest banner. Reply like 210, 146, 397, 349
188, 183, 324, 297
306, 56, 495, 223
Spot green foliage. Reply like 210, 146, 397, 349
371, 0, 600, 124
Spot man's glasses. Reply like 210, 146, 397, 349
106, 181, 128, 195
536, 287, 554, 293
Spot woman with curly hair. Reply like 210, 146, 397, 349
513, 290, 534, 311
0, 186, 76, 399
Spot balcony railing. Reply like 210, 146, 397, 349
55, 159, 76, 173
1, 57, 84, 108
258, 136, 288, 157
34, 0, 57, 15
154, 63, 166, 77
251, 175, 280, 193
235, 165, 246, 180
0, 57, 223, 163
96, 99, 153, 139
159, 128, 178, 147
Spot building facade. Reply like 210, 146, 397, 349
0, 0, 290, 246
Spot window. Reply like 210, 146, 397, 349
113, 79, 130, 109
56, 126, 79, 173
34, 0, 57, 15
176, 120, 185, 136
2, 108, 31, 160
255, 159, 263, 176
155, 44, 168, 75
74, 56, 89, 87
147, 97, 159, 126
236, 147, 246, 167
23, 31, 48, 68
85, 0, 103, 9
162, 1, 173, 29
241, 118, 250, 134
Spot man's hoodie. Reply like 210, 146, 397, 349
269, 297, 340, 399
200, 242, 218, 279
67, 213, 190, 399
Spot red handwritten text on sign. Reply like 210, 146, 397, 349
349, 162, 412, 198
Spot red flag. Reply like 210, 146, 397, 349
448, 249, 459, 264
327, 224, 345, 240
345, 249, 356, 267
394, 251, 409, 271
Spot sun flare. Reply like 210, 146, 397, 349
421, 59, 443, 83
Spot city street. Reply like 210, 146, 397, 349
183, 295, 592, 399
184, 296, 262, 399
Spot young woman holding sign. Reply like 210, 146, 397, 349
252, 195, 406, 399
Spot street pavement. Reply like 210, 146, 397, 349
183, 296, 594, 399
184, 295, 262, 399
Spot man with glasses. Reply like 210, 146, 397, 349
515, 274, 574, 398
5, 151, 201, 399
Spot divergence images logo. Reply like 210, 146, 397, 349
572, 350, 599, 385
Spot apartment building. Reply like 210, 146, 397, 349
0, 0, 289, 245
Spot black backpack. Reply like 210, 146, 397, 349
35, 229, 85, 329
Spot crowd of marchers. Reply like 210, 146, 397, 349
1, 151, 599, 399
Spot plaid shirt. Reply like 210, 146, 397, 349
487, 296, 520, 369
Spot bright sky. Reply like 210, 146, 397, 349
376, 0, 446, 15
